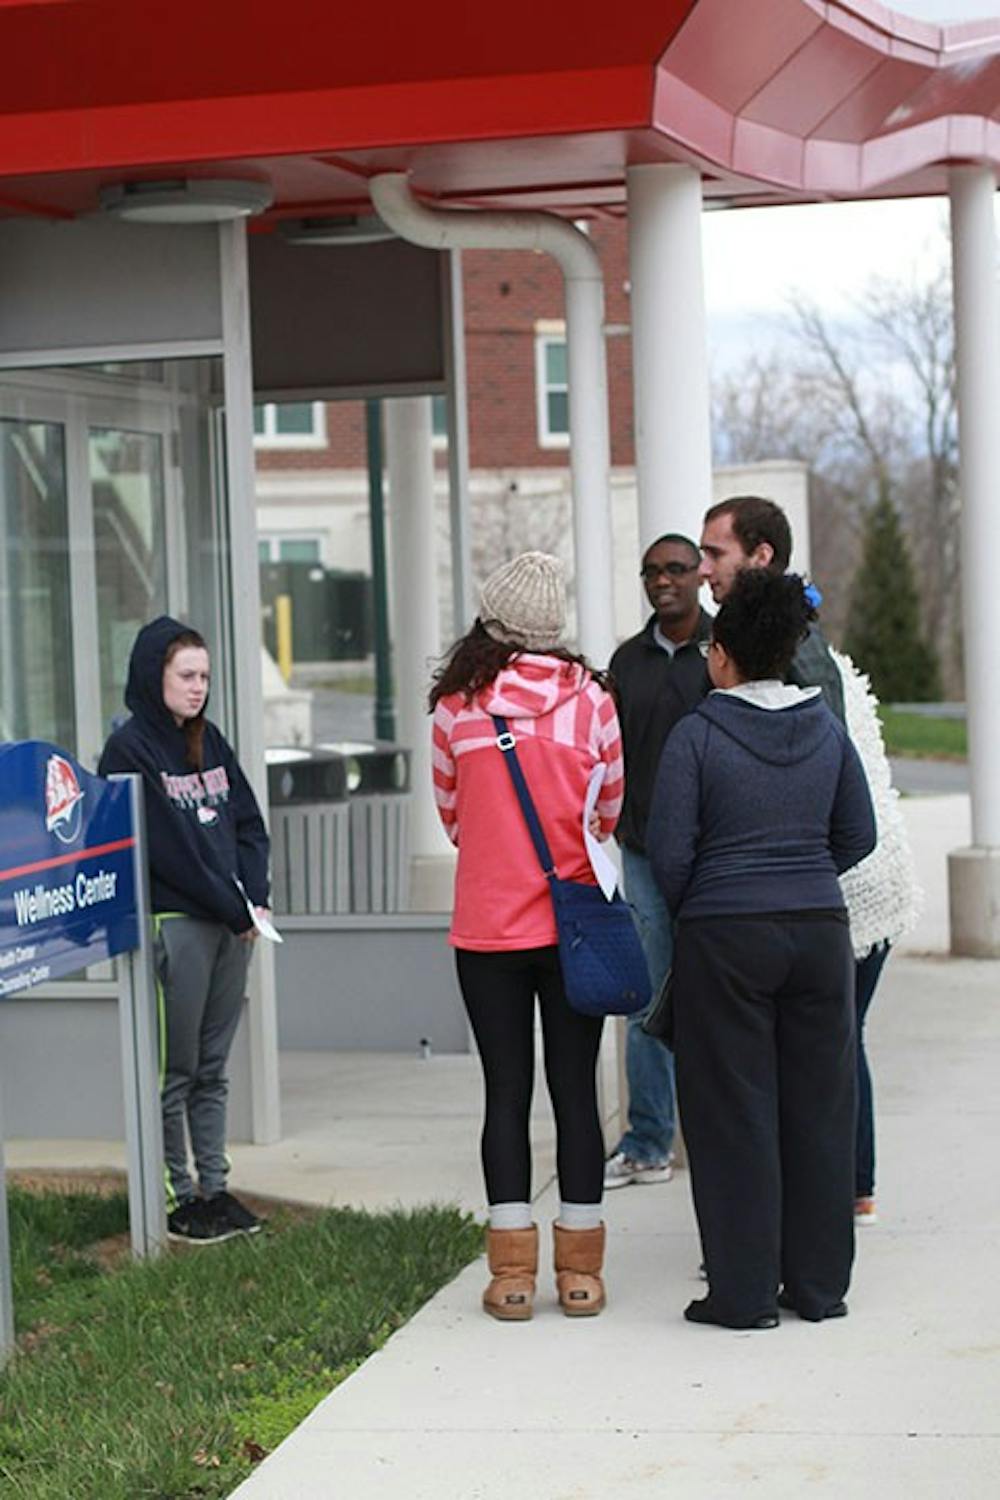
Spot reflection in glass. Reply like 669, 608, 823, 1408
0, 420, 75, 748
90, 428, 167, 741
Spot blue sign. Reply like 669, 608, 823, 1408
0, 742, 139, 997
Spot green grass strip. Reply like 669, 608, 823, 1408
878, 708, 967, 761
0, 1187, 482, 1499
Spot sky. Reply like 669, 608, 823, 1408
702, 196, 951, 323
893, 0, 1000, 17
700, 195, 959, 371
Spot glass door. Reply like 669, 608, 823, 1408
89, 425, 169, 746
0, 417, 75, 748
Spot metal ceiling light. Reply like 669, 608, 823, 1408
99, 178, 273, 224
279, 213, 396, 246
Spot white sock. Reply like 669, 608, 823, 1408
489, 1201, 533, 1230
557, 1201, 603, 1231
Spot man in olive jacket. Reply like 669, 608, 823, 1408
699, 495, 845, 723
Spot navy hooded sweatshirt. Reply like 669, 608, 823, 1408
647, 688, 875, 920
98, 616, 270, 933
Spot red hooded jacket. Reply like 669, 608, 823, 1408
432, 654, 623, 951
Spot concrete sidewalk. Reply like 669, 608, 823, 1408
227, 951, 1000, 1500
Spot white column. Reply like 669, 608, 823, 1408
626, 163, 713, 552
564, 270, 617, 666
385, 396, 453, 876
442, 249, 475, 637
947, 167, 1000, 954
950, 167, 1000, 846
218, 220, 281, 1141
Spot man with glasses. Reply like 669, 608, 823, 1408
605, 534, 710, 1189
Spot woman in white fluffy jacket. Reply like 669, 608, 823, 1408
834, 649, 921, 1226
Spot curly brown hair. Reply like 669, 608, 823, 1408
712, 569, 815, 681
428, 619, 613, 709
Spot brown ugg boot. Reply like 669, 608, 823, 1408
483, 1225, 538, 1321
553, 1222, 606, 1317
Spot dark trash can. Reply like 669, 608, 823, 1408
266, 744, 410, 916
317, 743, 411, 914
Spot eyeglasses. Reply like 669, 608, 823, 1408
640, 561, 699, 581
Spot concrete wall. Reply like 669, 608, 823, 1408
0, 915, 466, 1141
274, 915, 468, 1054
257, 458, 810, 656
0, 218, 222, 356
256, 471, 373, 572
0, 994, 253, 1140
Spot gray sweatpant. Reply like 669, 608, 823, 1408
153, 915, 251, 1208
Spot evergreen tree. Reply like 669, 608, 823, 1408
844, 493, 941, 702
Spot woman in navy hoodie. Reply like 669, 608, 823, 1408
648, 571, 875, 1330
99, 616, 271, 1245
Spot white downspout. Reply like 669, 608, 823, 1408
370, 172, 617, 666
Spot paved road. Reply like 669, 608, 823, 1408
301, 687, 971, 797
889, 757, 969, 795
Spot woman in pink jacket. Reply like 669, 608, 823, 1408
431, 552, 624, 1322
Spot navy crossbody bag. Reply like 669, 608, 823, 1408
492, 715, 650, 1019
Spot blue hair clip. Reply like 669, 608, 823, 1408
803, 580, 823, 609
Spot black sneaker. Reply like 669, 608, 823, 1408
167, 1197, 239, 1245
205, 1190, 265, 1236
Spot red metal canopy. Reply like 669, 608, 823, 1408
0, 0, 996, 222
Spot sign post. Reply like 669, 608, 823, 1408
0, 1112, 13, 1358
110, 773, 167, 1260
0, 742, 166, 1357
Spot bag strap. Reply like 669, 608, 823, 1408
491, 715, 556, 878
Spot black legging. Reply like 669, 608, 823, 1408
456, 946, 604, 1205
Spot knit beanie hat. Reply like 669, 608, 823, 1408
480, 551, 567, 650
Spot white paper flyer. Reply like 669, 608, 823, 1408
583, 763, 619, 902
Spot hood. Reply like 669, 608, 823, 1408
697, 690, 835, 767
718, 681, 820, 711
478, 653, 590, 721
124, 614, 205, 732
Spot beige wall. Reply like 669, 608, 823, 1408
256, 458, 811, 661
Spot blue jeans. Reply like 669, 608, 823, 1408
613, 848, 676, 1164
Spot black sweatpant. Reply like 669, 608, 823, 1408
673, 912, 856, 1323
455, 946, 604, 1206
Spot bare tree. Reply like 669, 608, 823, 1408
711, 348, 874, 642
858, 268, 959, 673
711, 264, 961, 693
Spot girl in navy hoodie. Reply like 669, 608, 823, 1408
648, 571, 875, 1330
99, 616, 271, 1245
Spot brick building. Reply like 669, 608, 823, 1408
254, 217, 807, 646
254, 221, 631, 571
